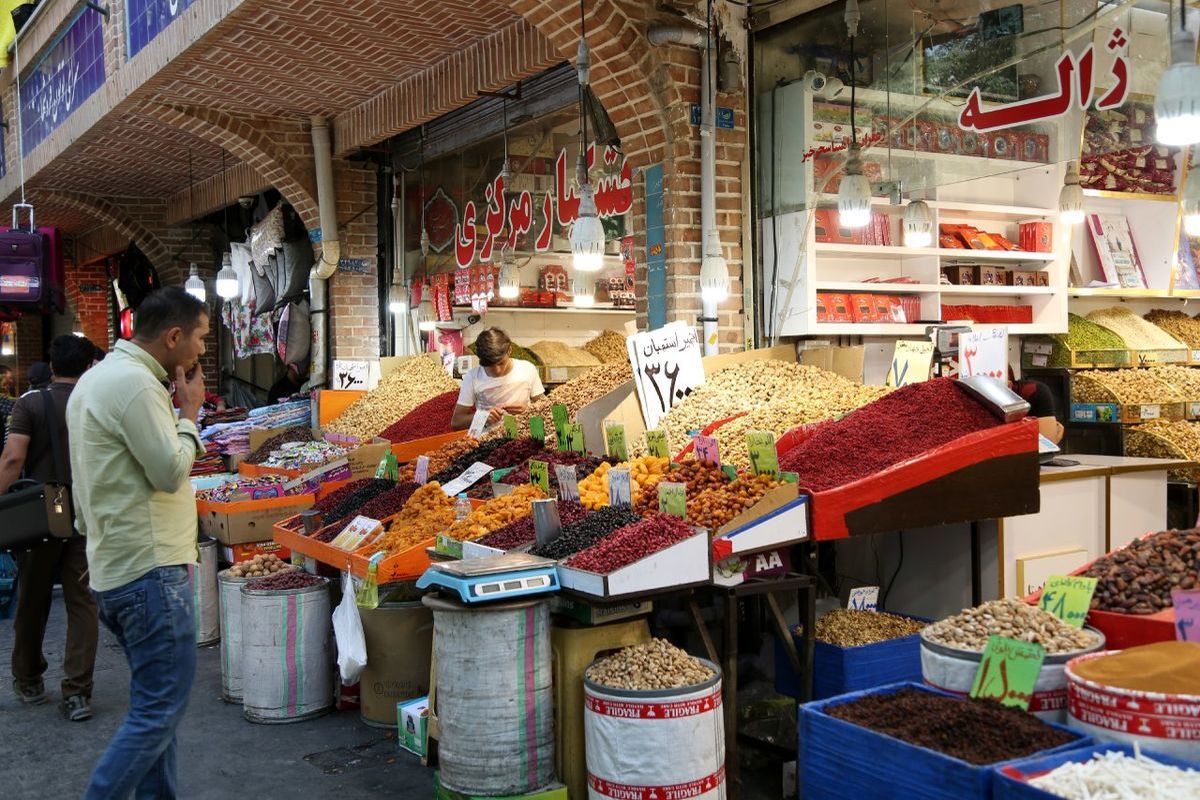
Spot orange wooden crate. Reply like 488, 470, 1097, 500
318, 389, 366, 427
237, 462, 303, 479
390, 430, 468, 463
273, 516, 436, 583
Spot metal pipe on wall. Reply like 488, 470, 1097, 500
307, 116, 340, 389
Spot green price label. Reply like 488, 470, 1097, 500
552, 404, 569, 443
1039, 575, 1099, 628
605, 423, 628, 461
721, 465, 739, 481
657, 482, 687, 518
529, 416, 546, 444
645, 429, 670, 459
969, 635, 1046, 711
564, 422, 586, 454
746, 431, 779, 477
528, 460, 550, 493
780, 471, 799, 484
503, 414, 518, 439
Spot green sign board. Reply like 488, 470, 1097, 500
969, 635, 1046, 711
503, 414, 518, 439
657, 481, 687, 518
746, 431, 779, 478
645, 429, 670, 459
528, 459, 550, 494
605, 422, 628, 461
1039, 575, 1098, 628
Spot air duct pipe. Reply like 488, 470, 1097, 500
648, 25, 723, 355
307, 116, 340, 390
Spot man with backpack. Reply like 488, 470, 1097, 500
0, 334, 99, 721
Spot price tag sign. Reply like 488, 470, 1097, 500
958, 327, 1009, 382
888, 340, 935, 388
1140, 405, 1161, 420
780, 471, 799, 484
503, 414, 518, 439
847, 586, 879, 611
608, 468, 632, 507
528, 459, 550, 494
969, 635, 1046, 711
746, 431, 780, 478
1039, 575, 1098, 628
1172, 589, 1200, 642
332, 359, 370, 390
414, 455, 430, 485
530, 416, 546, 444
468, 409, 491, 438
605, 421, 628, 461
721, 464, 739, 481
645, 429, 670, 459
552, 404, 570, 445
657, 481, 687, 518
695, 435, 720, 466
563, 422, 586, 454
555, 464, 579, 502
441, 462, 494, 496
627, 320, 706, 429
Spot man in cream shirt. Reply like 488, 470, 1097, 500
67, 287, 209, 800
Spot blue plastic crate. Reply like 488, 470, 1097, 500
994, 742, 1200, 800
775, 622, 924, 701
799, 682, 1091, 800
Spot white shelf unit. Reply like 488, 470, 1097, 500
759, 82, 1072, 339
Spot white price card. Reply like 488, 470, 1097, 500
607, 468, 632, 507
887, 340, 934, 388
555, 464, 580, 502
847, 586, 880, 611
627, 320, 706, 429
414, 455, 430, 485
332, 359, 373, 390
1140, 405, 1161, 420
958, 328, 1009, 382
468, 409, 491, 438
441, 462, 493, 496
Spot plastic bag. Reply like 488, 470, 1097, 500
332, 571, 367, 684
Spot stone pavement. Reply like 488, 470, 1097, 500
0, 590, 434, 799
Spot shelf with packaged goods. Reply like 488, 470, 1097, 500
810, 321, 1060, 336
815, 243, 1057, 262
815, 281, 1055, 296
812, 195, 1056, 220
452, 304, 636, 315
1066, 288, 1193, 299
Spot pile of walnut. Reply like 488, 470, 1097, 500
586, 638, 714, 691
224, 554, 297, 579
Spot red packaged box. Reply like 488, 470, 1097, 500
934, 122, 961, 154
990, 234, 1022, 252
849, 293, 880, 323
819, 292, 853, 322
1019, 221, 1053, 253
991, 132, 1018, 160
815, 209, 868, 245
815, 294, 830, 322
915, 121, 937, 153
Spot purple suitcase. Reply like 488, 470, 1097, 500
0, 204, 45, 305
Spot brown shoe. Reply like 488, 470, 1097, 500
12, 679, 46, 705
61, 694, 92, 721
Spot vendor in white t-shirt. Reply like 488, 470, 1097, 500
451, 328, 545, 430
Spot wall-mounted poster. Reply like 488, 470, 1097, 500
1087, 213, 1148, 289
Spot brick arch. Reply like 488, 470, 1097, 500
139, 103, 322, 233
32, 190, 171, 271
508, 0, 691, 168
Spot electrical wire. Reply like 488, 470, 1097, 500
849, 34, 857, 148
881, 531, 905, 610
579, 0, 590, 184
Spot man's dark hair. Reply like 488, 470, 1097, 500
133, 287, 207, 341
49, 335, 97, 379
475, 328, 512, 367
26, 361, 51, 388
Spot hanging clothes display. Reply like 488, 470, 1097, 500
222, 299, 275, 359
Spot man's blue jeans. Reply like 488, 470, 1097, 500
84, 566, 196, 800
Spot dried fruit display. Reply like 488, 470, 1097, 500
378, 390, 459, 443
1124, 420, 1200, 481
324, 356, 459, 440
224, 555, 296, 579
377, 483, 455, 551
475, 500, 590, 550
577, 457, 670, 510
529, 340, 601, 367
686, 473, 781, 531
246, 427, 312, 464
397, 437, 480, 483
1146, 309, 1200, 349
1080, 529, 1200, 613
810, 610, 926, 648
632, 459, 730, 516
244, 571, 325, 591
1147, 365, 1200, 398
529, 505, 641, 560
923, 598, 1099, 654
431, 438, 511, 484
444, 484, 547, 542
565, 512, 695, 573
484, 362, 633, 446
1086, 307, 1187, 352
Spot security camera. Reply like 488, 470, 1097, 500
803, 70, 828, 93
238, 196, 255, 209
804, 70, 846, 100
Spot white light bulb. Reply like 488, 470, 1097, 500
572, 276, 595, 308
184, 264, 206, 303
570, 183, 606, 272
1059, 162, 1085, 226
903, 200, 933, 248
388, 283, 408, 315
699, 230, 730, 304
498, 253, 520, 300
1183, 169, 1200, 237
215, 253, 238, 300
837, 146, 871, 230
1155, 28, 1200, 146
418, 294, 437, 331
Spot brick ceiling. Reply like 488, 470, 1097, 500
27, 0, 525, 234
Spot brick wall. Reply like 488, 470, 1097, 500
328, 159, 381, 361
64, 261, 112, 348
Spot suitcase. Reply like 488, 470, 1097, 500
0, 204, 45, 306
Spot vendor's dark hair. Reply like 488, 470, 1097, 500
134, 287, 207, 340
49, 336, 96, 379
475, 328, 512, 367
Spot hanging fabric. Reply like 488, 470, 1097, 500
249, 206, 285, 272
231, 242, 255, 307
223, 300, 275, 359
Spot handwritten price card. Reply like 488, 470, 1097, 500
555, 464, 579, 502
503, 414, 518, 439
888, 340, 934, 388
958, 327, 1009, 382
605, 421, 629, 461
608, 468, 633, 507
746, 431, 780, 477
1173, 589, 1200, 642
970, 635, 1046, 711
528, 460, 550, 494
645, 429, 670, 459
658, 482, 687, 518
564, 423, 586, 454
552, 404, 569, 448
1039, 575, 1098, 628
468, 409, 491, 438
529, 416, 546, 444
846, 586, 879, 611
627, 320, 706, 429
414, 455, 430, 485
694, 435, 720, 466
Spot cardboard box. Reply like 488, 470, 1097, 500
397, 696, 429, 757
221, 540, 291, 564
550, 595, 652, 625
713, 547, 791, 587
1006, 270, 1050, 287
711, 487, 810, 560
1020, 220, 1054, 253
798, 345, 865, 382
199, 494, 315, 546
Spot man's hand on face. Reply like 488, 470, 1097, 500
175, 366, 206, 422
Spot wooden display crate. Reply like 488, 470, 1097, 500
273, 516, 434, 583
390, 430, 467, 463
1020, 338, 1131, 370
556, 528, 710, 599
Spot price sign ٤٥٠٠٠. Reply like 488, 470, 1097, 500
1038, 575, 1098, 628
969, 635, 1046, 711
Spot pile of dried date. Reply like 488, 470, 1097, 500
1082, 528, 1200, 614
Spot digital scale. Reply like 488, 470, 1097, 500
416, 553, 560, 604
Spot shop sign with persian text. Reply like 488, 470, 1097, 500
21, 7, 105, 155
127, 0, 197, 57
